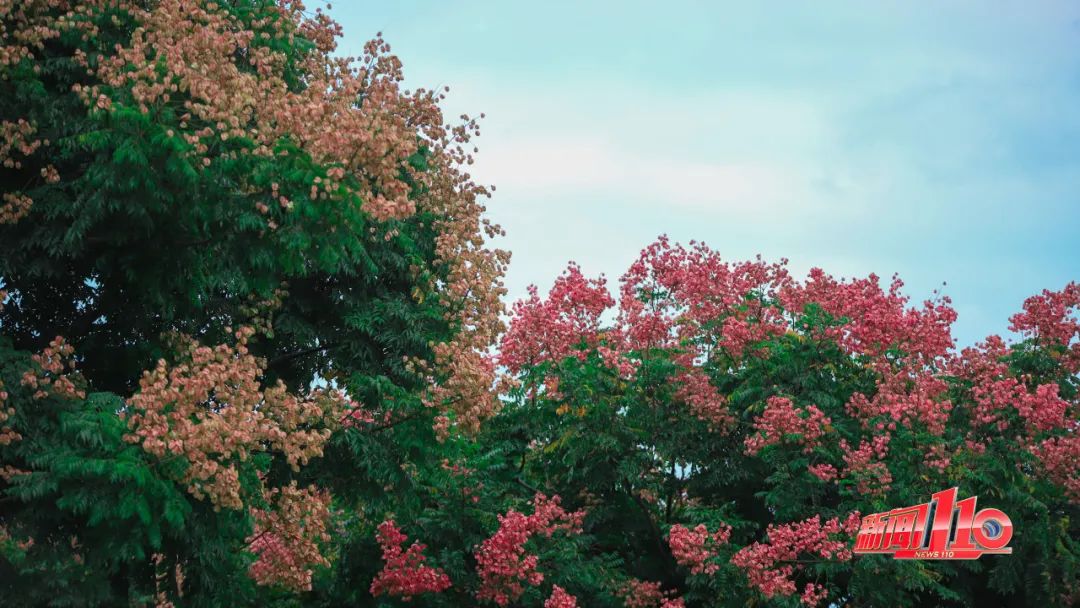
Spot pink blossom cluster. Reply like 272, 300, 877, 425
475, 493, 585, 606
0, 118, 44, 169
731, 513, 860, 607
0, 117, 50, 223
807, 463, 838, 482
0, 376, 15, 446
597, 344, 640, 378
247, 483, 331, 592
501, 240, 796, 427
420, 346, 503, 435
954, 339, 1069, 433
947, 333, 1078, 501
340, 405, 376, 428
86, 0, 437, 222
1009, 380, 1065, 433
124, 327, 342, 509
780, 268, 956, 364
801, 583, 828, 607
0, 192, 32, 225
745, 396, 831, 455
499, 264, 614, 375
544, 585, 578, 608
1015, 384, 1069, 432
953, 336, 1019, 430
501, 238, 969, 440
1009, 282, 1080, 372
839, 435, 892, 497
950, 335, 1076, 485
667, 523, 731, 575
673, 368, 733, 430
1, 1, 90, 69
616, 578, 684, 608
617, 237, 790, 359
497, 239, 1080, 508
1030, 433, 1080, 502
845, 370, 952, 436
369, 520, 452, 600
20, 336, 85, 401
923, 443, 952, 474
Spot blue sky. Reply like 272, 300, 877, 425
332, 1, 1080, 345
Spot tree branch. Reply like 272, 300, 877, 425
267, 343, 338, 368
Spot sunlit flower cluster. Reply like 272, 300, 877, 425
124, 327, 342, 509
499, 264, 614, 381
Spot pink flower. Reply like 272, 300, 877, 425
544, 585, 578, 608
247, 483, 332, 592
731, 514, 858, 605
807, 463, 838, 482
845, 370, 952, 436
370, 520, 451, 600
1031, 433, 1080, 502
801, 583, 828, 607
779, 268, 956, 364
745, 396, 831, 455
1009, 282, 1080, 371
674, 368, 733, 431
667, 523, 730, 576
475, 494, 585, 605
499, 264, 614, 375
617, 237, 790, 359
840, 435, 893, 497
617, 579, 667, 608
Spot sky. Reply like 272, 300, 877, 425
331, 1, 1080, 346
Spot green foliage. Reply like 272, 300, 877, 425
0, 2, 479, 605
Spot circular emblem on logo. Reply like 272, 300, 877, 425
981, 519, 1002, 539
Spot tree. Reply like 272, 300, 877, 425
0, 1, 505, 605
472, 237, 1079, 607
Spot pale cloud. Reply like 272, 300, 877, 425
474, 132, 808, 218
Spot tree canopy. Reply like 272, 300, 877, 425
1, 2, 1077, 607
